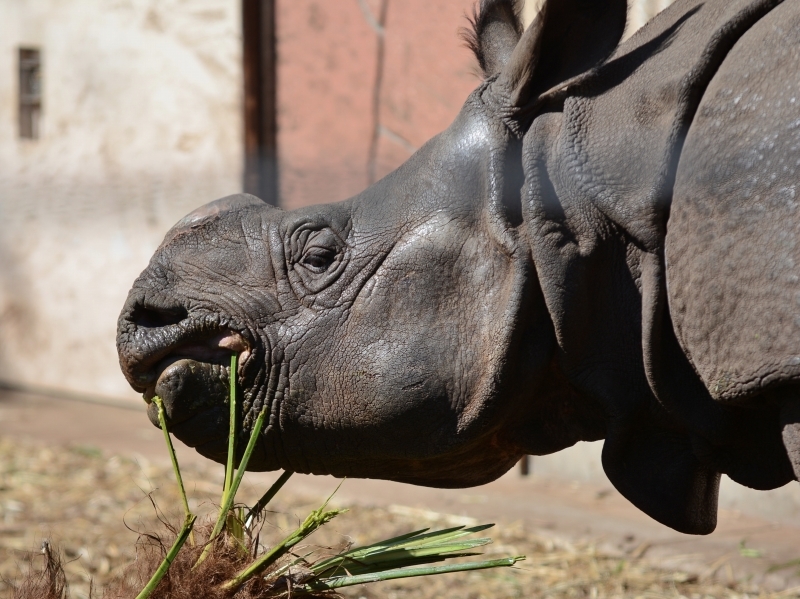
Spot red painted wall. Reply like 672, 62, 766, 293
277, 0, 480, 209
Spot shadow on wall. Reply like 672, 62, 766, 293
0, 231, 38, 384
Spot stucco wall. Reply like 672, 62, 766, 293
276, 0, 482, 210
0, 0, 243, 399
2, 0, 798, 524
0, 0, 674, 400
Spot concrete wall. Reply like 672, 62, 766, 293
534, 441, 800, 525
0, 0, 243, 399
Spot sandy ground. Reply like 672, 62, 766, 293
0, 388, 798, 598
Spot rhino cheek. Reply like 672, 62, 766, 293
275, 338, 447, 473
301, 229, 514, 469
342, 343, 460, 457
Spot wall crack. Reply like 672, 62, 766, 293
360, 0, 389, 185
379, 124, 417, 154
357, 0, 385, 36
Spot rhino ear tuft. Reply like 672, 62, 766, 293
493, 0, 627, 126
461, 0, 525, 78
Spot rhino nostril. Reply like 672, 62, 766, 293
130, 304, 188, 328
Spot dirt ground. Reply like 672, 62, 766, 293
0, 389, 799, 599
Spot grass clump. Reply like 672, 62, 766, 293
11, 542, 68, 599
11, 354, 523, 598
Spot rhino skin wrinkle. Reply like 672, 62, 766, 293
117, 0, 800, 537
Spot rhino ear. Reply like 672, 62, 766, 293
493, 0, 627, 120
462, 0, 525, 78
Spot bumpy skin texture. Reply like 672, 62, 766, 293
667, 0, 800, 482
521, 0, 796, 533
117, 0, 800, 536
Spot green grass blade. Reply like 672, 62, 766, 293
311, 528, 431, 573
194, 404, 268, 568
313, 539, 493, 578
221, 504, 345, 592
329, 524, 495, 563
356, 538, 492, 561
316, 538, 492, 569
366, 524, 492, 551
312, 524, 496, 580
226, 407, 268, 510
315, 551, 486, 579
222, 353, 238, 502
244, 470, 293, 530
388, 524, 495, 550
134, 514, 197, 599
152, 396, 194, 545
306, 556, 525, 590
343, 528, 431, 552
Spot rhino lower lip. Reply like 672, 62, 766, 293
141, 331, 250, 404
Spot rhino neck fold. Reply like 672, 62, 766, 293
519, 0, 791, 534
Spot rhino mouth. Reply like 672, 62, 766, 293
118, 306, 257, 461
139, 330, 251, 404
146, 334, 252, 462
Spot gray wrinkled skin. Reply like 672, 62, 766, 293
118, 0, 800, 536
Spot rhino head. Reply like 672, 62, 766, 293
118, 0, 650, 506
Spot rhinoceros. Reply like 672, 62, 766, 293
117, 0, 800, 535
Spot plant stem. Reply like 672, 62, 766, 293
221, 505, 344, 592
244, 470, 293, 530
227, 408, 268, 509
153, 396, 194, 546
305, 556, 525, 590
134, 514, 197, 599
194, 403, 268, 568
223, 353, 238, 503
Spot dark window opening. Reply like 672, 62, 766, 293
19, 48, 42, 140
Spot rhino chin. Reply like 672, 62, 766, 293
146, 357, 231, 444
144, 355, 279, 472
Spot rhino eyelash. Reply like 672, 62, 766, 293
299, 247, 337, 272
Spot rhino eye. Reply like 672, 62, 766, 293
301, 246, 337, 272
288, 224, 348, 295
292, 227, 343, 277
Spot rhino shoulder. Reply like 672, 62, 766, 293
667, 0, 800, 403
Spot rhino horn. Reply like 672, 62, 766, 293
492, 0, 627, 128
